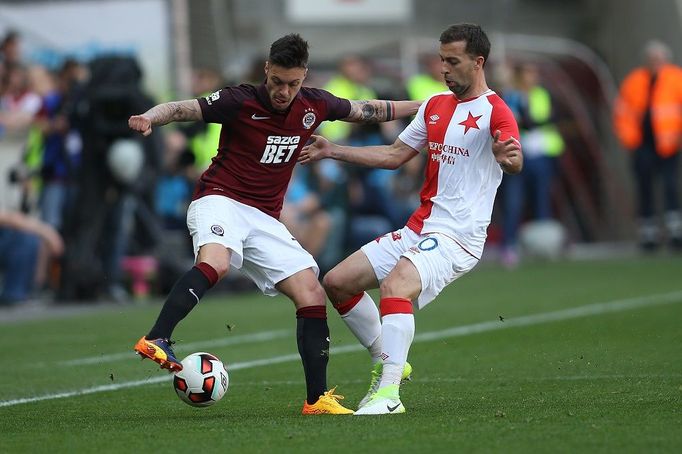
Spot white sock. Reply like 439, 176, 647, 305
339, 292, 382, 362
378, 313, 415, 388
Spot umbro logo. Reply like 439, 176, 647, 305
252, 114, 270, 120
387, 403, 401, 412
428, 114, 440, 124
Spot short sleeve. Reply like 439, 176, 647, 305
488, 95, 521, 143
398, 101, 428, 153
197, 88, 242, 124
308, 88, 351, 121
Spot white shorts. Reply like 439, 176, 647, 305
360, 226, 479, 309
186, 195, 318, 296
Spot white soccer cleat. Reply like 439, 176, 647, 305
354, 384, 405, 415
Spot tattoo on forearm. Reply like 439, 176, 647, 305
353, 100, 389, 123
386, 101, 394, 121
147, 101, 199, 125
361, 102, 375, 122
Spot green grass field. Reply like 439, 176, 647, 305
1, 256, 681, 453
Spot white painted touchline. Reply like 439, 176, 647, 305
1, 290, 680, 408
59, 329, 291, 366
414, 289, 682, 342
225, 373, 682, 387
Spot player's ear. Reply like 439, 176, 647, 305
475, 56, 485, 70
264, 61, 270, 75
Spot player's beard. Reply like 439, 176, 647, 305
450, 82, 470, 98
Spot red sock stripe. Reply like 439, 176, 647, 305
296, 305, 327, 319
195, 262, 219, 287
379, 297, 413, 316
335, 293, 363, 315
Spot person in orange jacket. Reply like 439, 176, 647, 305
613, 40, 682, 251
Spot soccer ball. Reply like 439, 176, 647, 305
173, 352, 229, 407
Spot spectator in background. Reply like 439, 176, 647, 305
0, 30, 21, 68
0, 64, 42, 214
500, 62, 565, 267
155, 131, 196, 230
0, 64, 41, 134
405, 53, 448, 101
180, 67, 224, 172
613, 40, 682, 252
320, 55, 401, 246
281, 166, 332, 263
0, 209, 63, 305
27, 62, 84, 230
57, 55, 162, 303
305, 160, 349, 273
321, 55, 380, 144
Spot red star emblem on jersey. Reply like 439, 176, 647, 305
458, 112, 482, 134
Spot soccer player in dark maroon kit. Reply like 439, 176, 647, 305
128, 34, 421, 414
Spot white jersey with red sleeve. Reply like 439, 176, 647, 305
398, 89, 520, 259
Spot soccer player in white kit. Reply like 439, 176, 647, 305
299, 23, 523, 415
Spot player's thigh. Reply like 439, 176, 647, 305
357, 226, 418, 284
276, 267, 326, 309
380, 257, 423, 302
187, 195, 248, 269
240, 220, 319, 297
323, 249, 379, 302
403, 234, 479, 309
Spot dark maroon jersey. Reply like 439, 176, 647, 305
194, 84, 351, 218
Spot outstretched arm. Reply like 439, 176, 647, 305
343, 99, 421, 123
299, 135, 418, 170
128, 99, 203, 136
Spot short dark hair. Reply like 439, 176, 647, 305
268, 34, 309, 69
440, 23, 490, 66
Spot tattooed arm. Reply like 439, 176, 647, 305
128, 99, 203, 136
343, 99, 421, 123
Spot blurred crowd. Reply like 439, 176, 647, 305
1, 29, 681, 308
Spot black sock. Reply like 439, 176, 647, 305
147, 266, 214, 340
296, 306, 329, 404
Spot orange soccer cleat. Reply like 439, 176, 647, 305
133, 336, 183, 372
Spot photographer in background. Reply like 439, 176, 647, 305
58, 55, 162, 302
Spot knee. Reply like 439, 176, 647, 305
322, 268, 345, 299
200, 259, 229, 279
213, 262, 230, 279
298, 281, 327, 307
379, 277, 398, 298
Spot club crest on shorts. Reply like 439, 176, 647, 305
211, 225, 224, 236
302, 109, 316, 129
